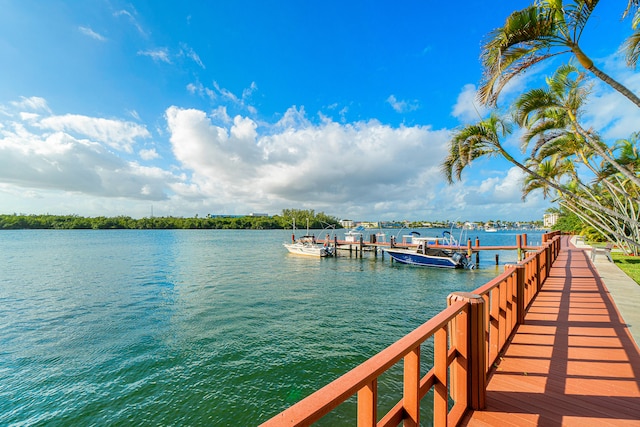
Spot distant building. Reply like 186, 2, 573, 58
249, 213, 268, 217
340, 219, 355, 228
360, 221, 380, 228
544, 213, 559, 228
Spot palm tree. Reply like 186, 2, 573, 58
624, 1, 640, 66
443, 110, 640, 240
479, 0, 640, 109
513, 63, 640, 188
512, 64, 640, 249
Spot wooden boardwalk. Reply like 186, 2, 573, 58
463, 237, 640, 426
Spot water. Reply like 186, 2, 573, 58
0, 229, 542, 426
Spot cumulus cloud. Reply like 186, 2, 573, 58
139, 148, 160, 160
0, 99, 177, 205
164, 105, 458, 218
0, 96, 550, 220
36, 114, 151, 153
11, 96, 51, 113
0, 129, 173, 200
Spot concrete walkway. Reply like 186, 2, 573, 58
571, 236, 640, 347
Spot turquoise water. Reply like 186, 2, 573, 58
0, 229, 542, 426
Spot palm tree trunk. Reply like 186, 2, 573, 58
562, 199, 640, 251
571, 44, 640, 108
589, 64, 640, 108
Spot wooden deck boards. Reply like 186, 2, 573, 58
463, 238, 640, 426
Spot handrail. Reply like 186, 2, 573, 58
261, 233, 562, 426
261, 300, 469, 426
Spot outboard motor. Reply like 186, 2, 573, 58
453, 252, 475, 269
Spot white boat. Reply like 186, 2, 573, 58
485, 227, 497, 232
284, 235, 335, 257
284, 219, 335, 257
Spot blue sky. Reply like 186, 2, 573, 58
0, 1, 638, 222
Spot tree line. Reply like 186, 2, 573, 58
442, 1, 640, 255
0, 210, 342, 230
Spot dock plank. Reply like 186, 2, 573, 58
463, 237, 640, 426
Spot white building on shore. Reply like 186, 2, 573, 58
543, 213, 559, 228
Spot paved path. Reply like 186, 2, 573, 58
463, 236, 640, 426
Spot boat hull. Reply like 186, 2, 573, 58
283, 243, 334, 257
384, 248, 465, 268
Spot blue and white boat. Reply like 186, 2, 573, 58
383, 236, 474, 269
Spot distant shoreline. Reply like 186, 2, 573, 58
0, 214, 545, 231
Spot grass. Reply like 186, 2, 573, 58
612, 253, 640, 285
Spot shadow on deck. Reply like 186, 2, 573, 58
463, 242, 640, 426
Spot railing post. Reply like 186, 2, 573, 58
535, 251, 542, 292
404, 347, 421, 427
515, 265, 525, 325
545, 243, 552, 277
447, 292, 486, 410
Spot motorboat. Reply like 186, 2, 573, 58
284, 235, 335, 257
383, 236, 474, 269
284, 219, 335, 257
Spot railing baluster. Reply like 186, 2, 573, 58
404, 346, 421, 426
357, 379, 377, 427
433, 328, 448, 426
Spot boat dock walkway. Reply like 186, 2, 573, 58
462, 235, 640, 426
319, 235, 538, 255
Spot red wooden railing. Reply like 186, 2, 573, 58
261, 233, 562, 426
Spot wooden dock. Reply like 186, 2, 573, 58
321, 233, 539, 264
262, 233, 640, 426
462, 236, 640, 425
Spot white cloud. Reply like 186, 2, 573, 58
583, 56, 640, 141
138, 48, 171, 64
11, 96, 51, 113
386, 95, 419, 113
443, 166, 548, 220
0, 125, 177, 201
78, 26, 107, 42
128, 110, 141, 121
0, 97, 551, 221
180, 44, 205, 68
187, 81, 259, 116
451, 84, 487, 123
139, 148, 160, 160
114, 9, 146, 37
37, 114, 150, 153
164, 105, 460, 218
